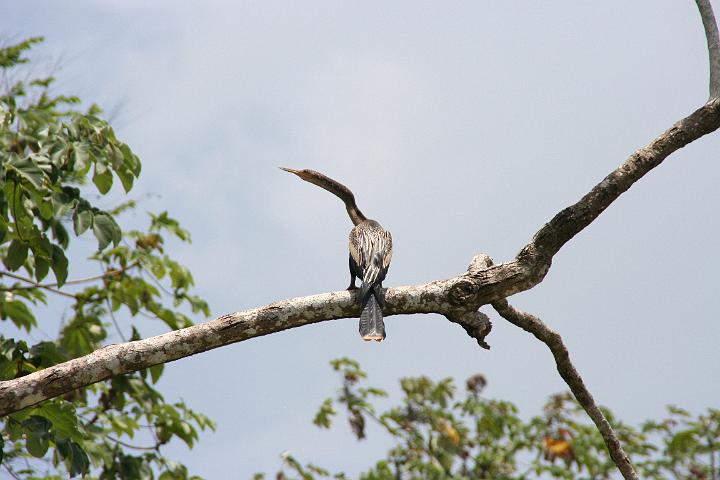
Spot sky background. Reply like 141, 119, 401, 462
3, 0, 720, 477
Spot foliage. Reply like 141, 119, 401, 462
260, 358, 720, 480
1, 38, 213, 478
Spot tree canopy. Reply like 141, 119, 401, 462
1, 37, 213, 479
259, 358, 720, 480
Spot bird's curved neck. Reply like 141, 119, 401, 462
344, 199, 367, 226
302, 170, 368, 226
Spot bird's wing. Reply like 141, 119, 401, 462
351, 224, 392, 289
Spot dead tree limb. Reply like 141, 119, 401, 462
492, 299, 638, 480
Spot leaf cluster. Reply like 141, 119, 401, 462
263, 359, 720, 480
1, 38, 213, 479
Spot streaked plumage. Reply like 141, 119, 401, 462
349, 220, 392, 341
280, 167, 393, 341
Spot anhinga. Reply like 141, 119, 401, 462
280, 168, 393, 341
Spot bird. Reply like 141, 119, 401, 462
280, 167, 393, 341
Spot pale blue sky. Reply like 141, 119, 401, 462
3, 1, 720, 477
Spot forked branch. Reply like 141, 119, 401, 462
2, 84, 720, 421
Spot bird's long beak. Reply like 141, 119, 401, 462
279, 166, 310, 181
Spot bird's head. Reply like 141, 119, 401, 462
279, 167, 333, 189
279, 166, 365, 224
279, 167, 313, 181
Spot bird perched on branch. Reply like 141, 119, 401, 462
280, 168, 393, 341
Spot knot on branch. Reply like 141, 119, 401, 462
447, 310, 492, 350
448, 254, 496, 306
449, 279, 479, 305
467, 253, 494, 275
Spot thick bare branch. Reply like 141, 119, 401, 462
0, 289, 353, 416
696, 0, 720, 98
0, 253, 498, 416
2, 98, 720, 417
520, 98, 720, 267
491, 299, 638, 480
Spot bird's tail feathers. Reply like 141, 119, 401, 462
359, 289, 385, 342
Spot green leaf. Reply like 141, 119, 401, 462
30, 341, 67, 368
50, 191, 75, 218
151, 211, 191, 242
4, 239, 28, 270
72, 207, 93, 236
149, 363, 164, 384
23, 416, 51, 458
22, 415, 51, 432
7, 155, 46, 189
313, 398, 337, 429
668, 428, 699, 455
72, 143, 90, 175
36, 402, 82, 442
121, 143, 142, 176
26, 431, 49, 458
51, 245, 68, 286
116, 166, 135, 192
57, 439, 89, 478
34, 255, 50, 282
92, 212, 121, 250
92, 162, 113, 194
37, 198, 53, 220
0, 37, 43, 68
0, 217, 7, 245
52, 222, 70, 249
29, 234, 52, 260
3, 300, 37, 330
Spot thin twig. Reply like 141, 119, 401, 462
2, 464, 22, 480
696, 0, 720, 98
491, 299, 638, 480
106, 297, 127, 342
106, 434, 158, 451
61, 260, 140, 287
138, 263, 174, 296
0, 271, 79, 300
1, 260, 140, 290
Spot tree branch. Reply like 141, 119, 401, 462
491, 299, 638, 480
1, 98, 720, 418
0, 271, 81, 300
0, 260, 140, 291
0, 88, 717, 422
696, 0, 720, 98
